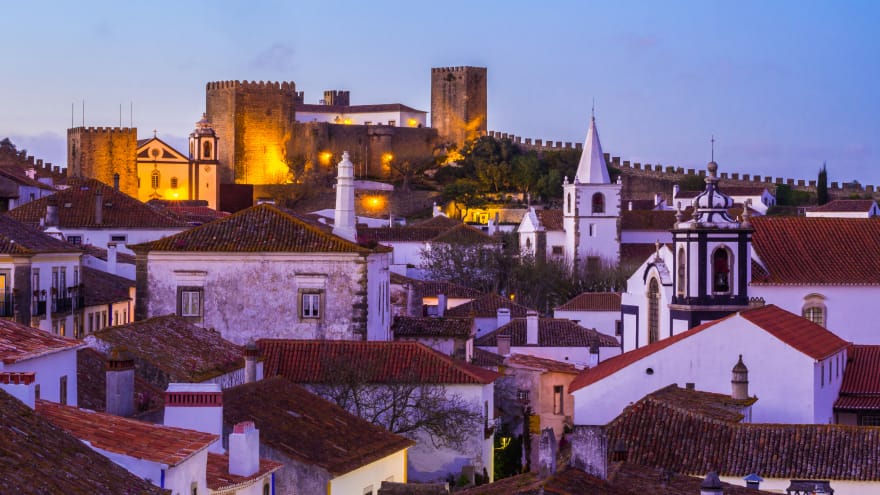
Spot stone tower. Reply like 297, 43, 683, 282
188, 113, 220, 209
67, 127, 137, 196
430, 66, 487, 148
205, 80, 297, 185
563, 116, 621, 274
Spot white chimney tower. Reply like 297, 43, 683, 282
526, 311, 539, 345
333, 151, 357, 242
164, 383, 224, 453
228, 421, 260, 477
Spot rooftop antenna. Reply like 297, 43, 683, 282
591, 98, 596, 120
711, 134, 716, 162
82, 100, 85, 126
119, 104, 122, 127
71, 102, 74, 128
153, 129, 157, 138
130, 101, 133, 128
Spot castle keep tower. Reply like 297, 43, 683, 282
430, 66, 487, 148
205, 80, 297, 185
67, 127, 137, 196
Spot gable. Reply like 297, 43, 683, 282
136, 137, 189, 162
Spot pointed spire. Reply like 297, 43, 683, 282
574, 116, 610, 184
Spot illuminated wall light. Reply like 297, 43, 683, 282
319, 151, 333, 166
343, 118, 352, 125
407, 118, 418, 127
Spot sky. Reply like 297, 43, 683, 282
1, 1, 878, 186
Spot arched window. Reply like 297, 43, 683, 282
525, 237, 532, 251
802, 294, 827, 327
567, 193, 572, 213
648, 278, 660, 344
677, 248, 686, 297
170, 177, 178, 189
592, 193, 605, 214
712, 248, 731, 293
150, 170, 160, 189
203, 140, 212, 158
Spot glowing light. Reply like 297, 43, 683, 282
363, 195, 386, 211
382, 153, 393, 163
319, 152, 332, 166
171, 191, 179, 199
343, 118, 352, 125
407, 118, 418, 127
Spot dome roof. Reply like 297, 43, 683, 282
191, 113, 216, 137
677, 161, 741, 229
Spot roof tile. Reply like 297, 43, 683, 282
392, 316, 473, 338
446, 294, 532, 318
476, 318, 618, 348
0, 319, 82, 364
555, 292, 621, 312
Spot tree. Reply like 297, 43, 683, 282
442, 179, 485, 220
388, 155, 436, 192
510, 152, 541, 202
420, 240, 504, 293
817, 162, 829, 205
309, 354, 482, 450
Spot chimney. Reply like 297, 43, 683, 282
106, 242, 118, 275
496, 307, 511, 328
685, 382, 696, 391
228, 421, 260, 477
628, 201, 633, 211
164, 383, 224, 453
332, 151, 356, 242
105, 347, 135, 417
95, 188, 103, 225
437, 294, 447, 317
732, 354, 749, 400
25, 167, 36, 180
497, 334, 511, 357
0, 372, 36, 409
700, 472, 723, 495
571, 425, 607, 480
526, 311, 539, 345
673, 183, 680, 199
432, 202, 442, 217
589, 342, 600, 367
46, 198, 59, 227
244, 340, 260, 383
537, 428, 557, 479
743, 473, 763, 490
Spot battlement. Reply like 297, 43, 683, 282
323, 89, 350, 106
206, 80, 296, 92
67, 126, 136, 135
488, 130, 583, 151
431, 66, 487, 73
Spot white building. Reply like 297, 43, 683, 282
0, 319, 82, 406
570, 304, 849, 426
296, 90, 427, 128
553, 292, 621, 337
805, 199, 880, 218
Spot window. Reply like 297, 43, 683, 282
567, 193, 572, 213
859, 414, 880, 426
516, 389, 530, 403
179, 288, 203, 317
364, 121, 372, 126
263, 484, 270, 495
821, 362, 825, 387
592, 193, 605, 214
110, 235, 127, 242
802, 294, 826, 327
388, 120, 396, 126
586, 256, 601, 275
191, 482, 198, 495
589, 224, 596, 236
648, 278, 660, 344
553, 385, 564, 415
677, 248, 686, 297
151, 170, 160, 189
203, 140, 212, 159
73, 316, 80, 339
712, 248, 731, 293
34, 384, 40, 400
59, 375, 68, 405
551, 245, 563, 256
170, 177, 179, 189
302, 292, 321, 319
88, 313, 94, 333
67, 235, 82, 245
102, 311, 107, 328
525, 237, 532, 250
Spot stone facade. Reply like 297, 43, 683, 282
430, 66, 488, 147
205, 80, 297, 185
67, 127, 137, 197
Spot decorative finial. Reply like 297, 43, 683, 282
654, 239, 661, 260
741, 199, 752, 228
675, 201, 684, 224
711, 135, 715, 162
153, 129, 157, 138
591, 98, 596, 120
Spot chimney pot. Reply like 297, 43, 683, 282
437, 294, 447, 317
496, 307, 511, 328
244, 340, 260, 383
526, 311, 539, 345
229, 421, 260, 477
106, 347, 135, 417
497, 334, 511, 356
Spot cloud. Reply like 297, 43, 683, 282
249, 43, 297, 72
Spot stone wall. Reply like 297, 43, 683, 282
67, 127, 137, 195
431, 67, 487, 147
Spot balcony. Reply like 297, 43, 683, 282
0, 291, 14, 318
52, 296, 72, 313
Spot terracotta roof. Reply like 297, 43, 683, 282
620, 243, 658, 268
81, 244, 136, 264
296, 102, 426, 114
0, 319, 82, 364
607, 391, 880, 481
0, 389, 167, 495
446, 294, 533, 318
536, 209, 563, 231
723, 185, 770, 196
205, 452, 282, 492
378, 481, 448, 494
86, 315, 246, 388
392, 316, 473, 338
37, 400, 217, 467
414, 280, 483, 300
0, 167, 56, 190
223, 377, 414, 475
153, 203, 230, 226
133, 204, 381, 254
750, 216, 880, 285
471, 348, 505, 368
389, 272, 415, 285
358, 226, 445, 242
260, 340, 499, 385
835, 345, 880, 411
643, 384, 756, 422
810, 199, 876, 212
414, 215, 463, 230
0, 215, 83, 255
431, 223, 495, 244
7, 179, 188, 229
76, 348, 164, 414
505, 353, 580, 374
477, 318, 619, 349
82, 266, 132, 306
621, 210, 677, 230
555, 292, 621, 312
570, 305, 847, 392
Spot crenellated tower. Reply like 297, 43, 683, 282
430, 66, 487, 148
67, 127, 137, 196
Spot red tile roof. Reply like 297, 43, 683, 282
358, 227, 446, 242
133, 203, 384, 253
296, 102, 425, 114
570, 305, 847, 392
82, 244, 136, 264
620, 243, 658, 268
259, 340, 499, 385
86, 315, 247, 388
476, 318, 619, 348
505, 353, 580, 374
555, 292, 621, 312
607, 391, 880, 481
445, 293, 533, 318
414, 215, 464, 230
750, 216, 880, 285
643, 384, 756, 423
205, 452, 282, 492
82, 266, 132, 306
0, 215, 83, 255
471, 348, 504, 368
7, 179, 188, 229
536, 209, 563, 231
223, 377, 414, 475
431, 223, 495, 244
621, 210, 677, 230
76, 348, 164, 414
810, 199, 876, 212
0, 389, 167, 495
0, 319, 82, 364
835, 345, 880, 411
392, 316, 473, 338
37, 400, 217, 467
414, 280, 483, 300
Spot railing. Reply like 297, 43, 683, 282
32, 298, 46, 317
52, 296, 72, 313
0, 291, 13, 318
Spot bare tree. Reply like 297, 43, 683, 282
309, 354, 483, 450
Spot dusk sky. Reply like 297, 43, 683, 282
2, 1, 878, 185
